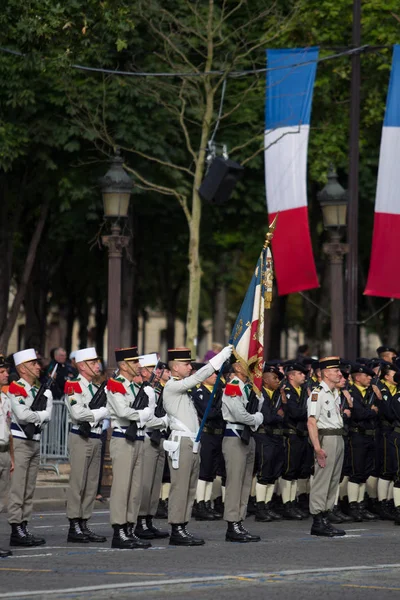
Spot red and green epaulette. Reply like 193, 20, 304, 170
107, 378, 126, 394
64, 380, 82, 395
224, 379, 242, 397
9, 381, 28, 398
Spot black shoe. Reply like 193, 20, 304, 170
298, 493, 310, 514
339, 496, 350, 516
265, 502, 283, 521
393, 506, 400, 525
22, 521, 46, 546
205, 500, 222, 520
213, 496, 224, 518
238, 521, 261, 542
347, 501, 364, 522
310, 514, 335, 537
247, 496, 257, 516
282, 501, 303, 520
254, 501, 273, 522
379, 500, 395, 521
155, 499, 168, 519
10, 523, 35, 547
367, 496, 380, 515
0, 547, 12, 558
293, 500, 309, 519
331, 505, 352, 523
169, 524, 205, 546
145, 516, 169, 539
80, 519, 107, 542
135, 516, 156, 539
321, 513, 346, 536
67, 519, 90, 543
195, 500, 216, 521
359, 501, 378, 521
225, 521, 251, 543
112, 525, 151, 549
182, 523, 205, 545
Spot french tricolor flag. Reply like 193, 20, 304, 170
365, 45, 400, 299
265, 48, 319, 296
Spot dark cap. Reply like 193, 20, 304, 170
285, 362, 308, 375
340, 369, 350, 380
168, 347, 192, 362
157, 361, 168, 371
263, 364, 284, 380
356, 357, 370, 366
377, 346, 398, 356
0, 354, 10, 369
319, 356, 341, 370
311, 360, 320, 371
380, 360, 399, 376
115, 346, 139, 363
350, 363, 375, 377
191, 361, 206, 371
301, 357, 314, 367
265, 359, 284, 368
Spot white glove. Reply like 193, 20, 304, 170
38, 410, 50, 424
144, 386, 156, 412
92, 407, 109, 426
251, 411, 264, 431
139, 406, 153, 427
209, 345, 233, 371
44, 389, 53, 401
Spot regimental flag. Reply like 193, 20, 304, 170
365, 45, 400, 299
265, 47, 319, 296
230, 229, 275, 395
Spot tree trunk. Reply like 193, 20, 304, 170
24, 266, 48, 354
0, 198, 50, 354
213, 282, 227, 344
77, 301, 89, 349
65, 295, 75, 355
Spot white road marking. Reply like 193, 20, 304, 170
13, 554, 53, 559
33, 510, 109, 517
1, 563, 400, 598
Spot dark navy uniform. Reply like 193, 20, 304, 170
348, 384, 378, 486
282, 382, 308, 481
254, 387, 284, 485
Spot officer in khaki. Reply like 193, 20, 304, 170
307, 356, 346, 537
65, 347, 109, 543
8, 349, 52, 547
107, 346, 156, 549
135, 353, 169, 541
163, 345, 232, 546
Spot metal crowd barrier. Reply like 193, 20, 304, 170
40, 399, 70, 475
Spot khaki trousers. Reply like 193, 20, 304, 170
139, 436, 165, 516
168, 437, 199, 524
8, 438, 40, 524
109, 437, 144, 525
66, 432, 101, 520
310, 434, 344, 515
223, 436, 255, 522
0, 451, 11, 513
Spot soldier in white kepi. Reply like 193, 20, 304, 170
307, 356, 346, 537
163, 345, 232, 546
64, 347, 109, 544
8, 349, 53, 547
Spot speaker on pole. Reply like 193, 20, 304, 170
198, 157, 244, 204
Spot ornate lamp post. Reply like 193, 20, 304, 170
100, 150, 133, 372
318, 165, 349, 356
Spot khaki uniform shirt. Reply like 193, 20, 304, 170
222, 377, 261, 427
307, 380, 343, 430
0, 390, 11, 445
106, 375, 152, 433
65, 375, 107, 436
8, 378, 52, 441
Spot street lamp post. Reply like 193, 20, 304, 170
318, 165, 349, 356
100, 151, 133, 373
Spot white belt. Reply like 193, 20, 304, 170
226, 423, 244, 431
164, 430, 199, 469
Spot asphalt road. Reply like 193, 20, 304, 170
1, 508, 400, 599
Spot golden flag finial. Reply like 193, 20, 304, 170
263, 213, 279, 249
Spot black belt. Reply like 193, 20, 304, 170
349, 427, 375, 436
258, 426, 284, 436
202, 426, 224, 435
284, 428, 308, 437
0, 444, 10, 453
319, 429, 344, 437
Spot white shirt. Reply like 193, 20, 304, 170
307, 380, 343, 430
0, 391, 11, 445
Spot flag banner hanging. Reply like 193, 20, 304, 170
365, 45, 400, 299
265, 47, 319, 296
230, 222, 275, 395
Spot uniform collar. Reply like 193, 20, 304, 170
320, 379, 338, 397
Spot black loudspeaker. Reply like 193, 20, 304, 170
198, 157, 244, 204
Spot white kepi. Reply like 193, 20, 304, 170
13, 348, 38, 366
74, 347, 99, 364
139, 353, 158, 368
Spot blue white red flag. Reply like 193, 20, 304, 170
265, 47, 319, 295
230, 236, 274, 395
365, 45, 400, 298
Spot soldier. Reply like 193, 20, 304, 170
307, 357, 346, 537
190, 364, 225, 521
253, 365, 284, 522
163, 345, 232, 546
134, 353, 169, 540
280, 362, 309, 520
389, 371, 400, 524
377, 346, 397, 364
347, 363, 379, 522
222, 361, 263, 543
106, 347, 156, 548
64, 347, 109, 543
154, 363, 171, 519
0, 355, 13, 557
7, 349, 52, 546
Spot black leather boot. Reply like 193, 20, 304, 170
255, 501, 273, 522
379, 500, 395, 521
135, 516, 156, 539
169, 524, 204, 546
0, 547, 12, 558
359, 501, 378, 521
238, 521, 261, 542
293, 499, 309, 519
213, 496, 224, 518
125, 523, 152, 547
205, 500, 222, 520
321, 512, 346, 536
195, 500, 216, 521
182, 523, 205, 545
10, 523, 35, 547
225, 521, 251, 543
347, 501, 363, 522
328, 505, 352, 523
310, 514, 335, 537
282, 501, 303, 520
80, 519, 107, 542
393, 506, 400, 525
22, 521, 46, 546
145, 516, 169, 538
155, 499, 168, 519
265, 501, 283, 520
67, 518, 90, 543
246, 496, 257, 516
112, 524, 150, 549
